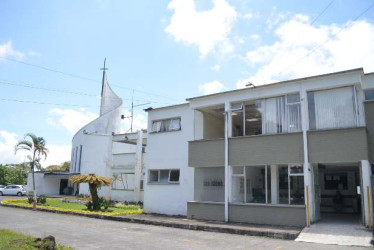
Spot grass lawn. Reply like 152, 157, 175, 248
0, 229, 72, 250
1, 198, 143, 216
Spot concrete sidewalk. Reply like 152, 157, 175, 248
114, 213, 302, 239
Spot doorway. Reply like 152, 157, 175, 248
59, 179, 68, 195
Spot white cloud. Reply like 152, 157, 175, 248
0, 41, 25, 60
47, 108, 98, 134
0, 41, 40, 61
0, 130, 70, 167
211, 64, 221, 71
239, 15, 374, 88
198, 80, 225, 95
165, 0, 237, 57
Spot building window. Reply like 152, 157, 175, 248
231, 165, 304, 206
112, 173, 135, 190
365, 89, 374, 101
308, 86, 357, 130
324, 173, 348, 190
231, 166, 271, 204
148, 169, 180, 184
151, 118, 181, 133
231, 93, 301, 137
279, 165, 304, 205
195, 167, 225, 202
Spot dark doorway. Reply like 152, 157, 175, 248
59, 179, 68, 195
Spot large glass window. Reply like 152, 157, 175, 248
308, 86, 357, 130
112, 173, 135, 190
279, 165, 305, 205
231, 93, 301, 137
231, 166, 271, 204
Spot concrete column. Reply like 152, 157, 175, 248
224, 101, 230, 222
361, 160, 372, 227
271, 165, 279, 204
134, 130, 144, 202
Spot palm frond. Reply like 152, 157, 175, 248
70, 174, 113, 187
14, 140, 32, 153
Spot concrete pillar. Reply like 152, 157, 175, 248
361, 160, 372, 227
224, 101, 230, 222
271, 165, 279, 204
134, 130, 144, 202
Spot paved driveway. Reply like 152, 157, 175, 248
0, 206, 370, 250
0, 195, 25, 202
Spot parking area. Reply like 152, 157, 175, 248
0, 195, 26, 202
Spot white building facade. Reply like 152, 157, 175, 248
144, 68, 374, 228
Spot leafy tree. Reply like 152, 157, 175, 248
70, 174, 113, 211
0, 164, 28, 186
15, 133, 48, 210
45, 161, 70, 171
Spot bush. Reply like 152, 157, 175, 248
27, 196, 34, 204
85, 201, 93, 211
37, 195, 47, 205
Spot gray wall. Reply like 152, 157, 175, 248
189, 139, 224, 167
365, 102, 374, 163
229, 133, 303, 166
308, 127, 369, 163
187, 202, 306, 227
187, 201, 225, 221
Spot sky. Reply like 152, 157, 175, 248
0, 0, 374, 167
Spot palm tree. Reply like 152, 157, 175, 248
15, 133, 48, 210
70, 174, 113, 211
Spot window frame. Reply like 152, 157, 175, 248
151, 117, 181, 133
230, 164, 304, 206
148, 169, 180, 184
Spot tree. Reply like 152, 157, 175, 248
15, 133, 48, 210
45, 161, 70, 171
0, 164, 28, 186
70, 174, 113, 211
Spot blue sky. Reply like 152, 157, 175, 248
0, 0, 373, 166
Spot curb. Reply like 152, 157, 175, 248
0, 202, 299, 240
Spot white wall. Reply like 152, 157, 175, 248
144, 104, 195, 216
27, 173, 70, 196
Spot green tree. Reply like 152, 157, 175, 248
70, 174, 113, 211
15, 133, 48, 210
0, 164, 28, 186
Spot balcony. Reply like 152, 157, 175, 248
188, 132, 304, 167
308, 127, 368, 163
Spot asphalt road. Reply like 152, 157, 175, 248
0, 205, 369, 250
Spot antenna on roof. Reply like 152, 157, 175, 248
245, 82, 255, 88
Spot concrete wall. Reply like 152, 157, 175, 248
27, 173, 70, 196
229, 133, 304, 166
308, 127, 369, 163
187, 201, 225, 221
187, 201, 306, 227
188, 139, 224, 167
144, 104, 194, 216
364, 101, 374, 163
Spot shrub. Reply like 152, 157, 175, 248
85, 201, 93, 211
37, 195, 47, 205
27, 196, 34, 204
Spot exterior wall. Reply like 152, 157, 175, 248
187, 201, 225, 221
187, 202, 306, 227
364, 101, 374, 162
189, 139, 224, 167
70, 74, 122, 198
308, 127, 369, 163
203, 113, 224, 139
144, 104, 194, 215
229, 133, 304, 166
27, 173, 70, 196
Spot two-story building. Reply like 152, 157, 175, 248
144, 68, 374, 228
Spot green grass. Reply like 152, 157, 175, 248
2, 198, 143, 216
0, 229, 72, 250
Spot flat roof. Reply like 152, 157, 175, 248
186, 68, 364, 101
144, 103, 189, 112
